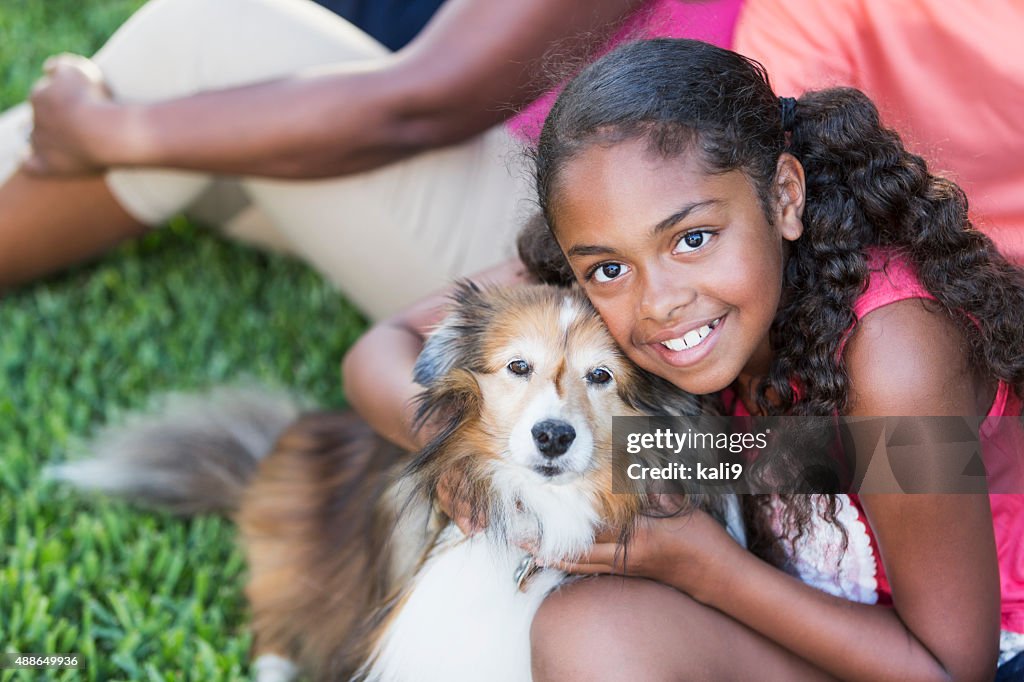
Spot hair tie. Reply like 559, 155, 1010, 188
779, 96, 798, 132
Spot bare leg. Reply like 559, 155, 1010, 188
0, 0, 527, 317
0, 0, 316, 291
0, 0, 392, 295
0, 169, 146, 288
531, 576, 838, 682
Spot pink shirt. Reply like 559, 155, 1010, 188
506, 0, 744, 142
732, 251, 1024, 632
734, 0, 1024, 265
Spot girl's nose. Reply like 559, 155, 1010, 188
638, 268, 697, 322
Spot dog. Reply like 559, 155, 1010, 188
49, 282, 744, 682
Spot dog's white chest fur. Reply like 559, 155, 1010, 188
362, 528, 565, 682
361, 462, 745, 682
363, 472, 601, 682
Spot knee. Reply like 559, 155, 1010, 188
530, 576, 687, 682
531, 577, 621, 681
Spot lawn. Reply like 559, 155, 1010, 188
0, 2, 368, 679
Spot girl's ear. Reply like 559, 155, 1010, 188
773, 153, 805, 242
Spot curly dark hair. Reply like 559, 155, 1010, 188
526, 38, 1024, 565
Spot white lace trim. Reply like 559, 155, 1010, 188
772, 494, 879, 604
1001, 630, 1024, 666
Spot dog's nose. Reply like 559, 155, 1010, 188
532, 420, 576, 457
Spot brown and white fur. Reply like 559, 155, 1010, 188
48, 283, 744, 682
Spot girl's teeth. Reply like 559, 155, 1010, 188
660, 320, 719, 351
662, 338, 686, 352
682, 328, 703, 347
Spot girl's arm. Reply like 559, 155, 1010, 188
561, 299, 1001, 681
700, 496, 997, 682
341, 258, 533, 452
25, 0, 643, 178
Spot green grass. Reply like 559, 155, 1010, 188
1, 3, 368, 679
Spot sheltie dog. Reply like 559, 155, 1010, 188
49, 283, 743, 682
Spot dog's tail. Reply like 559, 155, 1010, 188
45, 386, 304, 515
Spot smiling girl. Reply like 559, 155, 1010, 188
344, 39, 1024, 680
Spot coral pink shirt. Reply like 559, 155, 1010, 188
506, 0, 744, 142
733, 0, 1024, 265
731, 250, 1024, 632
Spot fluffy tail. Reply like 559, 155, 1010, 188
45, 386, 305, 515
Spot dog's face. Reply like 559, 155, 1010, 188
413, 283, 701, 484
471, 292, 634, 480
411, 283, 708, 556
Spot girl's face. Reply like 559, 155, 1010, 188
552, 138, 804, 395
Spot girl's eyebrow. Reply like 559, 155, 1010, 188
565, 198, 723, 259
651, 199, 722, 237
566, 243, 617, 258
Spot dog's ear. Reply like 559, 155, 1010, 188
408, 368, 482, 479
413, 281, 491, 387
413, 319, 463, 388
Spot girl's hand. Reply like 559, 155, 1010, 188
544, 505, 744, 604
24, 54, 117, 176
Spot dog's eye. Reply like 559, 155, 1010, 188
586, 367, 613, 385
507, 359, 531, 377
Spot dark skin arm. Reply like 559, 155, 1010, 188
553, 299, 1001, 681
24, 0, 644, 178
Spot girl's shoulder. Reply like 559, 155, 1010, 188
842, 247, 990, 418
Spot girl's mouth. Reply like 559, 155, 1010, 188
659, 317, 722, 351
648, 316, 725, 368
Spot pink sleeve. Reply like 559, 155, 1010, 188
851, 250, 935, 321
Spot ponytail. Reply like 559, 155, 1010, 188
764, 87, 1024, 415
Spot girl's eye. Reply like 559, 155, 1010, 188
507, 359, 531, 376
586, 367, 613, 385
673, 230, 712, 254
592, 262, 631, 283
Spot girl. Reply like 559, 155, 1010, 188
344, 39, 1024, 679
